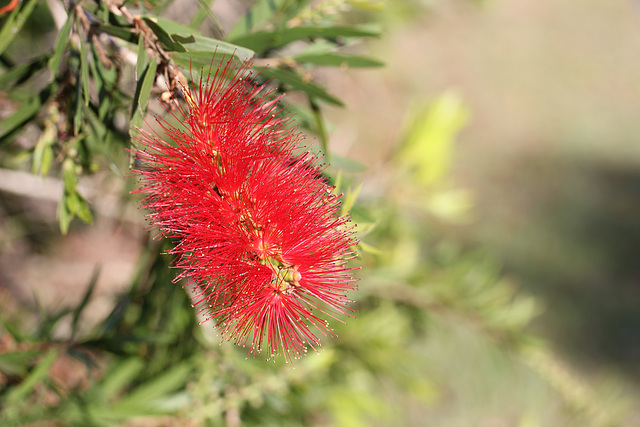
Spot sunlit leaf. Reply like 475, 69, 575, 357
398, 91, 469, 186
142, 17, 187, 52
342, 183, 363, 216
31, 123, 56, 176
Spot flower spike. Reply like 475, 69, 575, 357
133, 58, 358, 362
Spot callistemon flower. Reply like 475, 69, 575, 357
133, 59, 358, 361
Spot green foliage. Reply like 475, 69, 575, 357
0, 0, 39, 56
0, 0, 629, 426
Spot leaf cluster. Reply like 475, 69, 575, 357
0, 1, 629, 426
0, 0, 382, 233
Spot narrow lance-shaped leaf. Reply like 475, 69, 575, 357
0, 87, 54, 142
342, 183, 363, 217
48, 11, 74, 80
309, 96, 329, 155
73, 56, 84, 135
79, 27, 91, 106
130, 57, 158, 131
0, 350, 41, 377
142, 17, 187, 52
171, 48, 254, 72
0, 0, 39, 56
190, 0, 222, 31
4, 350, 59, 404
57, 200, 71, 234
144, 16, 254, 62
0, 55, 50, 88
31, 120, 57, 176
258, 66, 344, 107
135, 35, 149, 81
71, 267, 100, 338
226, 0, 288, 40
114, 362, 192, 407
100, 358, 146, 399
229, 25, 381, 55
96, 23, 137, 44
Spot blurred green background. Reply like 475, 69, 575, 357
1, 0, 640, 425
331, 0, 640, 375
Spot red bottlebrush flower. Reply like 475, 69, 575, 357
132, 59, 358, 361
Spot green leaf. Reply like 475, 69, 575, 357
178, 36, 254, 61
62, 158, 77, 193
425, 188, 473, 224
73, 57, 84, 134
135, 35, 150, 81
65, 190, 81, 214
74, 193, 93, 223
358, 240, 383, 255
142, 17, 187, 52
79, 28, 91, 106
0, 55, 49, 87
64, 191, 93, 224
101, 358, 145, 399
190, 0, 222, 31
295, 53, 384, 68
80, 105, 125, 177
83, 104, 107, 141
48, 11, 74, 80
130, 57, 158, 130
31, 124, 56, 176
258, 66, 344, 107
40, 146, 54, 177
0, 0, 39, 56
143, 16, 254, 63
329, 154, 368, 173
2, 320, 32, 343
229, 25, 381, 55
171, 50, 249, 73
113, 362, 192, 412
71, 267, 100, 338
5, 350, 58, 404
342, 183, 363, 216
0, 351, 41, 377
146, 16, 203, 37
309, 96, 328, 154
398, 91, 470, 186
226, 0, 288, 39
96, 23, 137, 44
0, 87, 53, 142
